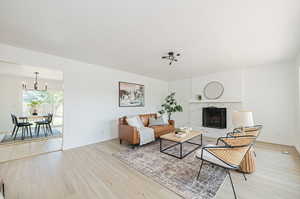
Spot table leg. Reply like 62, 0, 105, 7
201, 134, 203, 146
160, 138, 162, 152
180, 143, 183, 159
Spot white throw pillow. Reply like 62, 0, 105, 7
149, 117, 167, 126
126, 116, 144, 128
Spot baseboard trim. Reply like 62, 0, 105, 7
63, 136, 118, 151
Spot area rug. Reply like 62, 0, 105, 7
0, 128, 62, 144
114, 137, 227, 199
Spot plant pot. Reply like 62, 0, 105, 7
30, 106, 38, 116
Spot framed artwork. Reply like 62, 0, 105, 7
119, 82, 145, 107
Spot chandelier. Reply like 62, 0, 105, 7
22, 72, 47, 91
161, 51, 180, 65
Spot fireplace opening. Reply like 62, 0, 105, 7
202, 107, 226, 129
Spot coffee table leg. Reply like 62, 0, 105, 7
201, 134, 203, 146
160, 138, 162, 152
180, 143, 183, 159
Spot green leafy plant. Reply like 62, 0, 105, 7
158, 92, 183, 120
27, 100, 42, 107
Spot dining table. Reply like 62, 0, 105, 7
18, 115, 48, 122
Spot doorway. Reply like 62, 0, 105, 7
0, 60, 63, 162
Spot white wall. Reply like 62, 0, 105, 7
168, 79, 191, 127
0, 74, 63, 132
169, 71, 243, 138
0, 43, 168, 150
169, 63, 297, 146
243, 63, 297, 145
296, 54, 300, 153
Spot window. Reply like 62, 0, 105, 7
22, 90, 63, 127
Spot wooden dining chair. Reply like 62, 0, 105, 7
35, 113, 53, 137
11, 114, 33, 140
195, 137, 255, 199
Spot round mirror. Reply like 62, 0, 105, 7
203, 81, 224, 100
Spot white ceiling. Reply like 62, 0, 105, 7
0, 0, 300, 81
0, 60, 63, 80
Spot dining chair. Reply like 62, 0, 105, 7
10, 114, 33, 140
195, 136, 255, 199
35, 113, 53, 137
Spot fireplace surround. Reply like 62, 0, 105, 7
202, 107, 226, 129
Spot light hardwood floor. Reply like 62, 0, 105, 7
0, 138, 62, 163
0, 137, 299, 199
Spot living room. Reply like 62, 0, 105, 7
0, 1, 299, 199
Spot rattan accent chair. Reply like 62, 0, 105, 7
196, 136, 255, 199
227, 125, 262, 138
226, 125, 262, 157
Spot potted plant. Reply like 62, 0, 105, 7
28, 100, 41, 115
158, 92, 183, 120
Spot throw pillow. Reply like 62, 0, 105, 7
126, 116, 144, 128
149, 117, 167, 126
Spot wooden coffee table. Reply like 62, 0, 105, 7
159, 130, 203, 159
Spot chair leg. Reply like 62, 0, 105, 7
196, 160, 204, 180
29, 126, 33, 138
227, 170, 237, 199
11, 125, 16, 137
242, 172, 247, 181
34, 124, 38, 136
119, 139, 122, 144
37, 125, 39, 136
25, 126, 28, 138
48, 124, 53, 135
43, 125, 47, 136
13, 126, 19, 140
21, 127, 24, 140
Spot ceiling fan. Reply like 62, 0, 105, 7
161, 51, 180, 65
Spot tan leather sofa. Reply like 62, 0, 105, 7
118, 113, 175, 145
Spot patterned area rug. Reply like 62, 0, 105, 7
0, 128, 62, 144
114, 137, 227, 199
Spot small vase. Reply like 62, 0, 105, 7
197, 95, 202, 101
